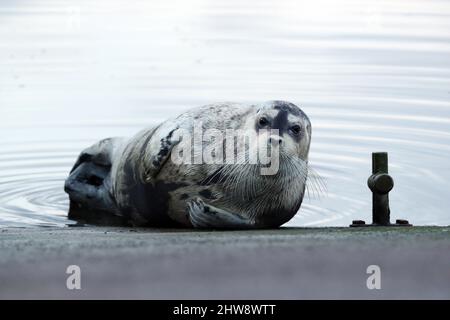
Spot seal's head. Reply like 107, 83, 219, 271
220, 100, 311, 196
213, 100, 312, 227
255, 100, 311, 161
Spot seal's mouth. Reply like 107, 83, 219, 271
210, 152, 308, 199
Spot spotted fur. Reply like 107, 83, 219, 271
64, 101, 312, 228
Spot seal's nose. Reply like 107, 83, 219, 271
268, 136, 283, 145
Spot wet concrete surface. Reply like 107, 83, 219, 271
0, 226, 449, 299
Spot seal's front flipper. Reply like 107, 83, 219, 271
187, 198, 255, 229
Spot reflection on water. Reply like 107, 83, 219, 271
1, 0, 449, 227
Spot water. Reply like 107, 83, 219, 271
1, 0, 449, 228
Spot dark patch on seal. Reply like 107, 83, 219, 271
146, 127, 178, 176
156, 128, 176, 158
273, 101, 311, 125
87, 174, 103, 187
199, 189, 214, 199
255, 190, 304, 228
117, 152, 187, 227
272, 101, 302, 116
255, 102, 306, 142
68, 202, 129, 226
180, 193, 189, 200
255, 108, 290, 137
272, 109, 289, 136
158, 146, 169, 158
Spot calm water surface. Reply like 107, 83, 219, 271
1, 0, 450, 227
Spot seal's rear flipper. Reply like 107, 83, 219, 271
65, 138, 127, 226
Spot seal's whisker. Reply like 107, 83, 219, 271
309, 167, 326, 192
305, 165, 327, 200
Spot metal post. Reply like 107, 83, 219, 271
350, 152, 412, 227
369, 152, 392, 225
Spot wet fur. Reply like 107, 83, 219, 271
65, 101, 313, 228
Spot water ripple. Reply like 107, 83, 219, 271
1, 0, 450, 227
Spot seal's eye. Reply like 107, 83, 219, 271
258, 117, 269, 127
290, 125, 301, 135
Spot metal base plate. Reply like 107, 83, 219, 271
350, 221, 413, 227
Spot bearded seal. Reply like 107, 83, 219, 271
64, 100, 312, 229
